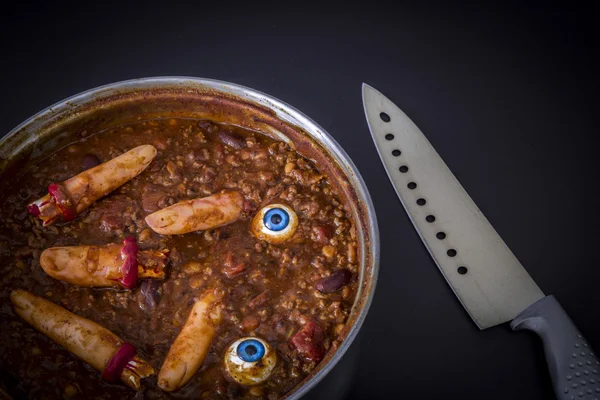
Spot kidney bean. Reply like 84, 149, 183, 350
312, 225, 332, 244
315, 269, 352, 293
141, 279, 162, 309
81, 154, 101, 170
218, 130, 246, 149
197, 120, 219, 133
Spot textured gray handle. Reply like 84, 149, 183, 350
511, 295, 599, 400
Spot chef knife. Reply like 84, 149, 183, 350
362, 83, 598, 400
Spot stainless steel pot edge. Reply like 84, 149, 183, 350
1, 77, 380, 399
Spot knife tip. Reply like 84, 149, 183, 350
361, 82, 378, 96
361, 83, 378, 106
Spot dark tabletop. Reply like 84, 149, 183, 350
1, 3, 599, 399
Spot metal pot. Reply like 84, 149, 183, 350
0, 77, 379, 399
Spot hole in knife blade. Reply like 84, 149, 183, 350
447, 249, 457, 257
385, 134, 394, 141
436, 232, 446, 240
392, 149, 401, 157
457, 266, 467, 275
426, 215, 435, 223
380, 112, 391, 122
407, 182, 417, 190
417, 198, 426, 206
399, 165, 408, 172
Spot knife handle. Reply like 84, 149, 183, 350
510, 295, 599, 400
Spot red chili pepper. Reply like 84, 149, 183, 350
47, 183, 77, 221
101, 342, 137, 383
120, 237, 139, 289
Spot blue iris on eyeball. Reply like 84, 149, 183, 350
264, 208, 290, 232
237, 339, 266, 362
224, 336, 277, 385
251, 203, 298, 244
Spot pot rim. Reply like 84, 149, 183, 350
1, 76, 380, 399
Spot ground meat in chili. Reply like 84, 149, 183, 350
0, 118, 359, 399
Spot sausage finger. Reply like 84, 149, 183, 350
28, 145, 157, 225
157, 289, 223, 391
145, 191, 244, 235
40, 238, 168, 289
10, 290, 154, 389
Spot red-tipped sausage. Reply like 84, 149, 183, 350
10, 290, 154, 389
40, 239, 168, 289
28, 145, 157, 225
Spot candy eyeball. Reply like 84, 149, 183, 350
224, 337, 277, 386
251, 204, 298, 244
264, 208, 289, 232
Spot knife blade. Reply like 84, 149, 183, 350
362, 83, 598, 400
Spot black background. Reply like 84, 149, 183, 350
1, 2, 599, 399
